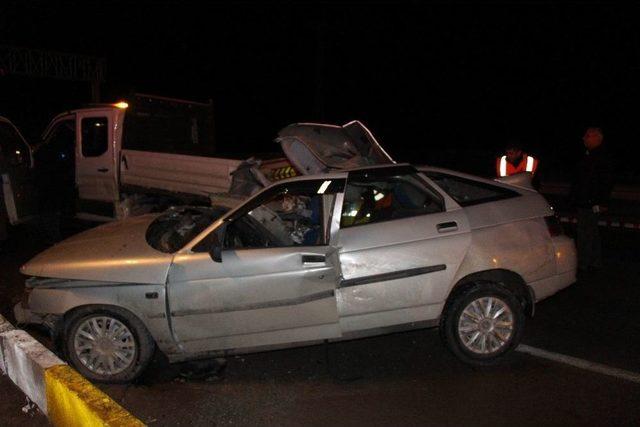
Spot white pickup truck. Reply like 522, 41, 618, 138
37, 94, 239, 221
2, 95, 384, 240
1, 95, 299, 233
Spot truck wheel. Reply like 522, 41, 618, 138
64, 306, 155, 383
440, 282, 525, 365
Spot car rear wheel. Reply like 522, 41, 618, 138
440, 282, 525, 365
64, 307, 155, 383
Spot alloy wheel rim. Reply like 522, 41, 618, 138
457, 296, 514, 355
73, 316, 136, 375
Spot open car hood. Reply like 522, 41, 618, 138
276, 120, 394, 175
21, 215, 173, 284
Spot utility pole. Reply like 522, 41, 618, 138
0, 45, 106, 102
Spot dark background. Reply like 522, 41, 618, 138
1, 1, 639, 181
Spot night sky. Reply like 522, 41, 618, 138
2, 1, 639, 181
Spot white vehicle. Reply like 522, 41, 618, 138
33, 94, 240, 221
1, 102, 376, 239
15, 122, 577, 383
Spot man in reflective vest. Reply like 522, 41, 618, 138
496, 142, 538, 177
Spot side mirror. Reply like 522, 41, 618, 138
208, 224, 226, 263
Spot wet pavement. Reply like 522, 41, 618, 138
1, 222, 639, 426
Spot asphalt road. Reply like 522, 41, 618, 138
0, 374, 47, 425
1, 222, 639, 426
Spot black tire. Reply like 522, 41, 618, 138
440, 281, 525, 366
63, 306, 155, 383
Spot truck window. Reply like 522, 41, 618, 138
39, 120, 75, 165
81, 117, 108, 157
122, 98, 215, 157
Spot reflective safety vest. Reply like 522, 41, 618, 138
496, 154, 538, 177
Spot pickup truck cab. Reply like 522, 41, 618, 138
36, 95, 242, 221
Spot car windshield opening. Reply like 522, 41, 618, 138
146, 206, 229, 253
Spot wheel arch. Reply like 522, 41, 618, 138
62, 303, 145, 323
26, 282, 174, 353
446, 269, 535, 317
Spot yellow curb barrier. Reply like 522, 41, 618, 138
45, 365, 145, 427
1, 314, 144, 425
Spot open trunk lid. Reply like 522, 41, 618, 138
276, 120, 394, 175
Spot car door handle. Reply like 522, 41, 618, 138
302, 254, 326, 264
437, 221, 458, 233
97, 168, 109, 173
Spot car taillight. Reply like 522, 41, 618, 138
545, 215, 563, 237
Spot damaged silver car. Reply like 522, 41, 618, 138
15, 123, 576, 382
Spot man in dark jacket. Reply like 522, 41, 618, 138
570, 127, 614, 272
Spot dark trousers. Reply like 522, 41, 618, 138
576, 207, 602, 270
0, 194, 8, 243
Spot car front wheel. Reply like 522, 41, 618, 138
440, 282, 525, 365
64, 307, 155, 383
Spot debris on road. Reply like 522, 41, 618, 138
178, 358, 227, 382
20, 397, 38, 417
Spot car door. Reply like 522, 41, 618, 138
166, 177, 346, 355
334, 166, 472, 333
0, 118, 37, 224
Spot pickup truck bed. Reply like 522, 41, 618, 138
120, 149, 242, 197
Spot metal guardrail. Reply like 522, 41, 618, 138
558, 215, 640, 230
539, 182, 640, 202
537, 181, 640, 231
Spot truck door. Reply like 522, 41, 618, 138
0, 118, 37, 225
37, 114, 77, 219
75, 110, 120, 219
